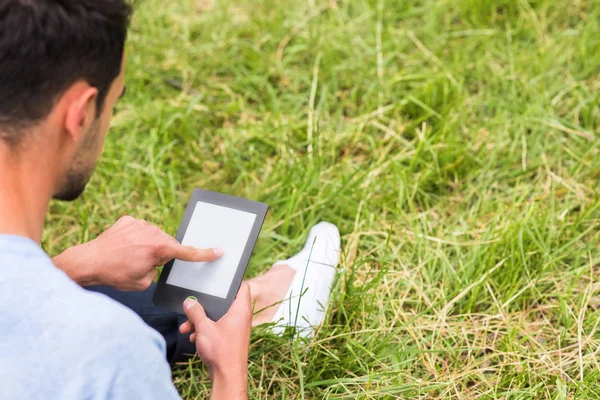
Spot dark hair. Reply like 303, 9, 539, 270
0, 0, 132, 145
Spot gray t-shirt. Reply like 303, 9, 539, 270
0, 235, 181, 399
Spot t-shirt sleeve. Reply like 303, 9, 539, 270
105, 325, 182, 400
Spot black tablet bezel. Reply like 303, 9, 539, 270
153, 188, 268, 321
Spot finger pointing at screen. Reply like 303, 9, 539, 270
168, 243, 224, 263
53, 216, 225, 292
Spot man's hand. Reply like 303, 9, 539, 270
53, 215, 223, 290
179, 283, 252, 400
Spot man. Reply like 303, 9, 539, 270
0, 1, 341, 399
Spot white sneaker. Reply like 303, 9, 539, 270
271, 222, 341, 338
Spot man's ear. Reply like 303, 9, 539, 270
64, 86, 99, 143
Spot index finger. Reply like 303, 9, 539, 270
169, 243, 224, 262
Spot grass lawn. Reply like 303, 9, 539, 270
44, 0, 599, 398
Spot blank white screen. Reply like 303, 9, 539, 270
166, 201, 257, 299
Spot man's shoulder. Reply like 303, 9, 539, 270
0, 237, 162, 352
8, 267, 165, 356
0, 287, 179, 399
61, 287, 164, 345
0, 242, 180, 399
1, 243, 158, 351
59, 288, 180, 399
44, 277, 166, 355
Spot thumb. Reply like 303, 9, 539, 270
229, 282, 252, 315
183, 298, 211, 330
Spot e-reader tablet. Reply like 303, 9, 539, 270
153, 188, 268, 321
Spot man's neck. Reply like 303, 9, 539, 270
0, 143, 54, 244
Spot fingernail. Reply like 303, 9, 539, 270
184, 297, 197, 310
213, 248, 224, 257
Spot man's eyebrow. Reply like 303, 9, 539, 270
119, 85, 126, 99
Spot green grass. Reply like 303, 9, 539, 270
43, 0, 599, 398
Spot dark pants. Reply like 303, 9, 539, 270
86, 283, 196, 364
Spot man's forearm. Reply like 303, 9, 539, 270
52, 244, 99, 287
